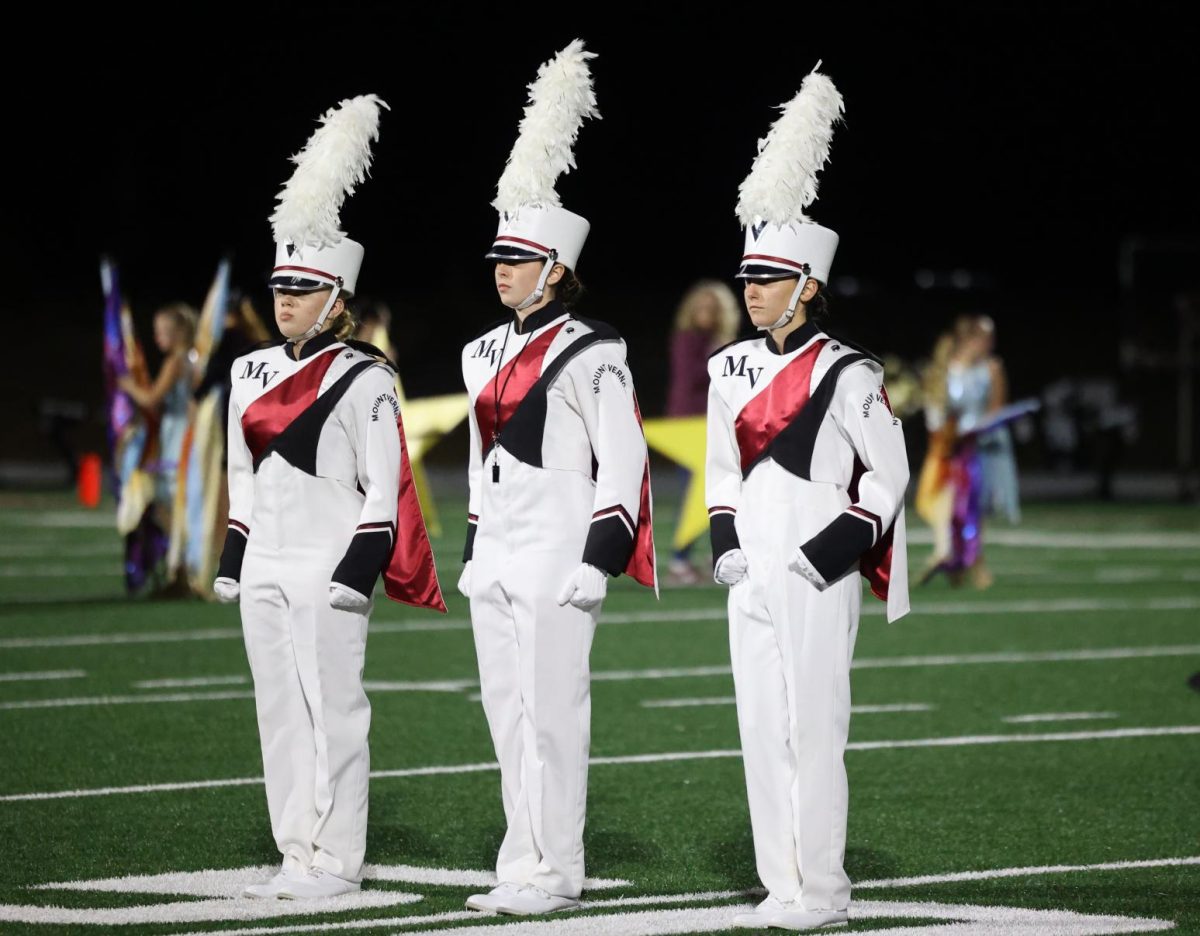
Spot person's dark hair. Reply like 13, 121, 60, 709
557, 268, 585, 310
805, 283, 830, 325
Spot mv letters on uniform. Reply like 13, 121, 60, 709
471, 338, 499, 367
722, 354, 765, 388
240, 360, 279, 389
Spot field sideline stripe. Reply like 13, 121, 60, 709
4, 597, 1200, 646
4, 648, 1198, 712
856, 855, 1200, 889
3, 725, 1197, 803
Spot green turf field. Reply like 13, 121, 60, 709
1, 490, 1198, 935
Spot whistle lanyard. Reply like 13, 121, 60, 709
490, 321, 534, 483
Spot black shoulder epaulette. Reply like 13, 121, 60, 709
343, 339, 395, 369
569, 315, 621, 342
823, 330, 883, 366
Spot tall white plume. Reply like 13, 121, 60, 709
493, 39, 600, 214
271, 94, 389, 247
736, 63, 844, 227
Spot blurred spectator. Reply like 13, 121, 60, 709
665, 280, 739, 585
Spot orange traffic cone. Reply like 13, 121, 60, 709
78, 453, 102, 508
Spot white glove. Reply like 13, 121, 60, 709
329, 582, 371, 612
213, 577, 240, 603
457, 561, 472, 599
555, 563, 608, 612
713, 549, 749, 586
787, 546, 827, 588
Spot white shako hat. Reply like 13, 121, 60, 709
486, 39, 599, 308
268, 94, 388, 339
735, 63, 844, 328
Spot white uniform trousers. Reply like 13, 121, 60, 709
239, 459, 372, 882
468, 450, 600, 899
729, 462, 862, 911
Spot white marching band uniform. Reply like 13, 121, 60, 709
462, 302, 655, 899
707, 323, 909, 911
707, 66, 910, 929
216, 94, 443, 900
224, 335, 402, 882
460, 40, 657, 914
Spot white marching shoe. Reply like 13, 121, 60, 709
733, 895, 787, 929
492, 884, 580, 915
242, 858, 307, 899
465, 881, 522, 912
767, 902, 849, 931
276, 866, 360, 899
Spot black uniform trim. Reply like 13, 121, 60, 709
344, 339, 395, 368
498, 319, 621, 467
216, 527, 248, 582
514, 300, 569, 335
764, 321, 820, 356
296, 330, 340, 360
582, 514, 634, 576
253, 360, 377, 474
462, 521, 478, 563
708, 511, 741, 562
822, 330, 884, 366
332, 529, 392, 599
798, 511, 876, 584
754, 353, 869, 480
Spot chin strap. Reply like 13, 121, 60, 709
287, 278, 344, 343
516, 250, 560, 311
755, 270, 811, 332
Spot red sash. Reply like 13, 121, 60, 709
241, 350, 445, 612
382, 411, 446, 612
626, 395, 657, 590
733, 340, 827, 473
727, 340, 893, 605
474, 323, 565, 454
849, 457, 894, 603
241, 350, 339, 462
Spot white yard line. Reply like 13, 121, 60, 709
20, 857, 1196, 935
1002, 712, 1118, 725
639, 697, 931, 714
0, 628, 243, 650
6, 511, 115, 528
0, 670, 85, 683
907, 528, 1200, 549
363, 679, 478, 693
4, 725, 1196, 803
856, 855, 1200, 889
5, 594, 1200, 643
132, 676, 249, 689
0, 690, 255, 711
153, 898, 1177, 936
0, 566, 116, 577
7, 595, 1200, 648
0, 543, 118, 558
4, 646, 1198, 712
851, 644, 1200, 669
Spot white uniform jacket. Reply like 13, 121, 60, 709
217, 330, 443, 609
706, 322, 909, 621
461, 301, 656, 586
